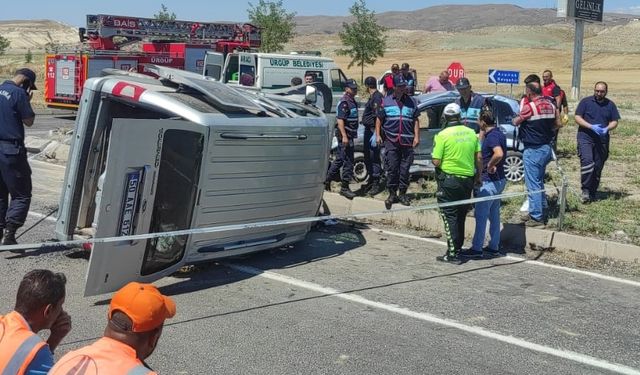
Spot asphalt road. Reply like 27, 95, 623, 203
0, 115, 638, 374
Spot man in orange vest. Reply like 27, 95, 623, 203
50, 282, 176, 375
0, 269, 71, 375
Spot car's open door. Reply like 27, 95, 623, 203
238, 52, 256, 86
84, 118, 205, 296
415, 102, 449, 167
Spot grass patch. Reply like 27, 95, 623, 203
617, 101, 634, 110
562, 191, 640, 245
614, 119, 640, 138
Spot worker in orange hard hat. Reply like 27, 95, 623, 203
49, 282, 176, 375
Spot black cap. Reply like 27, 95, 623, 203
456, 77, 470, 89
345, 79, 358, 89
364, 76, 377, 88
15, 68, 37, 90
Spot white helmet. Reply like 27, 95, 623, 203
443, 103, 461, 118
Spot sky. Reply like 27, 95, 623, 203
1, 0, 638, 26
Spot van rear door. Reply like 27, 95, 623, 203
84, 119, 205, 296
203, 51, 224, 81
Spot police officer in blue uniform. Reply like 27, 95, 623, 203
361, 76, 384, 196
325, 79, 359, 199
0, 68, 37, 247
455, 77, 486, 134
376, 75, 420, 209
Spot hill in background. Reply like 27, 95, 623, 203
0, 5, 637, 52
294, 4, 636, 34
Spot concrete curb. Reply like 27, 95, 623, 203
322, 192, 640, 263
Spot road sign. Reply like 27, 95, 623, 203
447, 62, 465, 85
488, 69, 520, 85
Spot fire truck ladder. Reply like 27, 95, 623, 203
84, 14, 254, 44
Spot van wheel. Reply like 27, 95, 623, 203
353, 155, 368, 183
504, 151, 524, 182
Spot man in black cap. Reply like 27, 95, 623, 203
376, 75, 420, 208
0, 68, 37, 248
325, 79, 359, 199
455, 77, 486, 134
361, 76, 384, 196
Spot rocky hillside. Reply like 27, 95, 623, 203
0, 20, 78, 51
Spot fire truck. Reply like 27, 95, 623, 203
44, 14, 260, 109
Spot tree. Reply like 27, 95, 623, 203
154, 4, 177, 21
337, 0, 387, 84
0, 35, 10, 55
247, 0, 296, 53
25, 49, 33, 63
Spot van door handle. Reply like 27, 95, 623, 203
220, 133, 307, 140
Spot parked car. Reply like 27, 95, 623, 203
331, 91, 525, 183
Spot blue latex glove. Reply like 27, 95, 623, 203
369, 133, 377, 148
590, 124, 604, 135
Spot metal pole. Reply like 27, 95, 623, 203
571, 19, 584, 100
558, 179, 568, 231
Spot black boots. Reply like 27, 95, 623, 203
366, 180, 383, 196
385, 192, 397, 210
3, 225, 23, 254
2, 226, 17, 246
398, 190, 411, 206
339, 182, 356, 200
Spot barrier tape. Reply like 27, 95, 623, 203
0, 188, 552, 254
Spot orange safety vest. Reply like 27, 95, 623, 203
49, 337, 156, 375
0, 311, 47, 375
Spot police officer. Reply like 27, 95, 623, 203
400, 63, 416, 95
432, 103, 482, 264
361, 76, 384, 196
376, 75, 420, 209
574, 81, 620, 203
455, 77, 485, 134
0, 68, 36, 247
325, 79, 359, 199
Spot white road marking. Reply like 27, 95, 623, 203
229, 263, 640, 375
28, 211, 57, 223
368, 227, 640, 288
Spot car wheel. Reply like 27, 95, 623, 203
353, 154, 368, 183
503, 151, 524, 182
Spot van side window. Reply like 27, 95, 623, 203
304, 70, 324, 83
226, 55, 239, 83
330, 69, 347, 93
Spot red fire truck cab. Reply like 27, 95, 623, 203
44, 14, 260, 109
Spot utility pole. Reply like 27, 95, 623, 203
571, 19, 585, 100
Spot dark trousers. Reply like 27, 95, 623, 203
327, 139, 354, 184
0, 144, 32, 229
384, 140, 414, 194
577, 132, 609, 197
436, 171, 474, 254
363, 127, 382, 182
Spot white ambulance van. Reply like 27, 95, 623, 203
203, 51, 350, 108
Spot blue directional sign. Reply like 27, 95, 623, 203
488, 69, 520, 85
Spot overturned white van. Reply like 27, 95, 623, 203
55, 65, 331, 296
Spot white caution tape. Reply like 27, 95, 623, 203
0, 188, 550, 253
